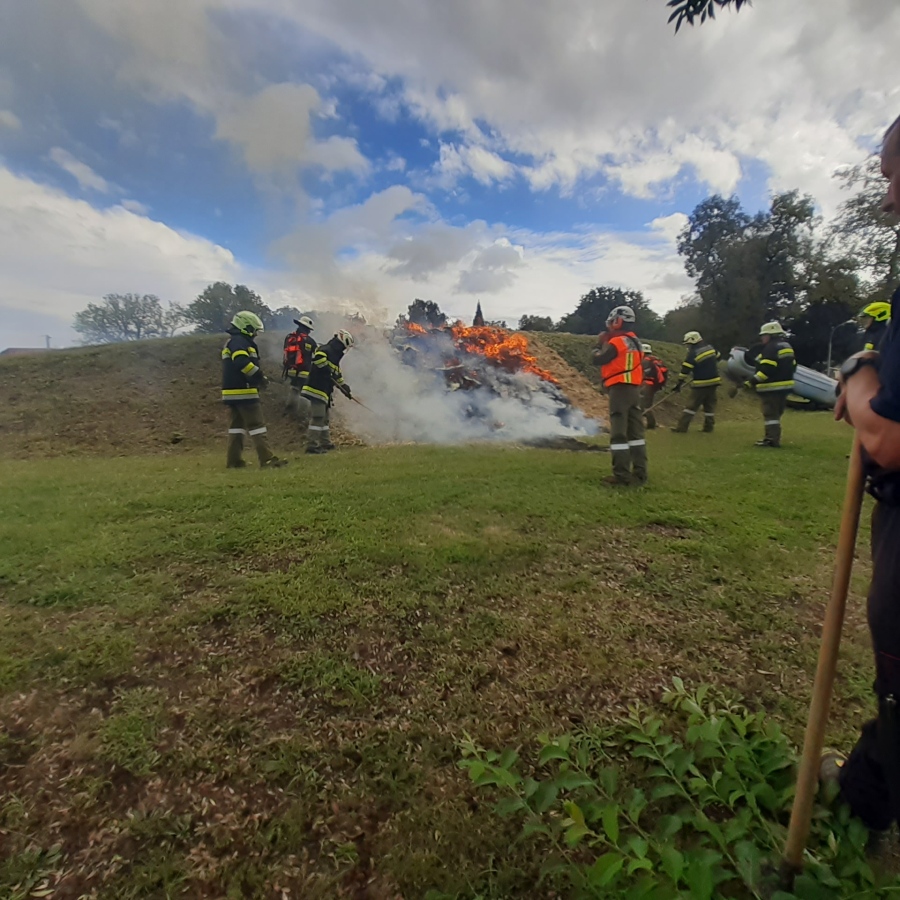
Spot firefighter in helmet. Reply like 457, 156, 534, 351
222, 311, 287, 468
640, 343, 668, 430
671, 331, 721, 434
744, 321, 797, 448
592, 306, 647, 486
301, 329, 355, 454
282, 316, 317, 420
858, 301, 892, 352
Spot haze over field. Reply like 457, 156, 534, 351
1, 0, 898, 348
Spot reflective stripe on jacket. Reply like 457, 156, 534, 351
301, 337, 346, 403
750, 338, 796, 393
222, 330, 262, 402
679, 342, 721, 387
600, 332, 643, 388
284, 330, 317, 381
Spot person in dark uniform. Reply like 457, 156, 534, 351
825, 113, 900, 838
856, 301, 892, 353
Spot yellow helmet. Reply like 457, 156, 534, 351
683, 331, 702, 344
859, 301, 891, 323
231, 310, 264, 337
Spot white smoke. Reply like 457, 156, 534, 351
337, 325, 602, 444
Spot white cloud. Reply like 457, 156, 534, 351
0, 165, 237, 342
120, 198, 149, 215
0, 109, 21, 130
437, 142, 515, 187
48, 147, 111, 193
215, 83, 369, 177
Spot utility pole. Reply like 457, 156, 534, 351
43, 335, 52, 349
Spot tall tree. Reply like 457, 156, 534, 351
403, 299, 448, 329
831, 156, 900, 299
557, 287, 665, 339
183, 283, 271, 334
663, 298, 705, 344
73, 294, 184, 344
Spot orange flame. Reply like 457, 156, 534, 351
405, 322, 428, 335
450, 325, 558, 384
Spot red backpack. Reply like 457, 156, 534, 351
644, 356, 668, 388
283, 331, 306, 374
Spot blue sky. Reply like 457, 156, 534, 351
0, 0, 897, 349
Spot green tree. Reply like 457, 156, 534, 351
517, 315, 554, 332
183, 283, 271, 334
73, 293, 185, 344
663, 298, 705, 343
831, 155, 900, 300
557, 287, 665, 339
667, 0, 750, 31
402, 299, 448, 329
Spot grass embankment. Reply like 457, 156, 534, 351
0, 414, 876, 898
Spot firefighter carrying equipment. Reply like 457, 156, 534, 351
301, 335, 350, 404
283, 327, 317, 382
678, 341, 721, 388
222, 327, 266, 402
606, 305, 636, 327
746, 338, 797, 393
683, 331, 703, 345
600, 332, 644, 388
759, 320, 787, 337
232, 310, 264, 338
642, 354, 668, 388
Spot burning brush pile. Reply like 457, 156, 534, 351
338, 321, 602, 445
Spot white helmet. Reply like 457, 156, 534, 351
336, 328, 354, 349
641, 343, 652, 354
683, 331, 703, 344
606, 305, 636, 326
759, 321, 786, 337
296, 315, 314, 330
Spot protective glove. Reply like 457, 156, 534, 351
672, 380, 683, 393
338, 383, 352, 399
743, 380, 754, 391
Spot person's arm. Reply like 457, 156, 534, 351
838, 367, 900, 469
592, 342, 617, 366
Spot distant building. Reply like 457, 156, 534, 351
473, 302, 485, 327
0, 348, 55, 358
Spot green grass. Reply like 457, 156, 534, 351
0, 414, 877, 898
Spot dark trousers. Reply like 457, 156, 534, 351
608, 384, 646, 484
839, 503, 900, 830
759, 392, 788, 445
674, 386, 718, 432
641, 385, 660, 429
226, 401, 274, 466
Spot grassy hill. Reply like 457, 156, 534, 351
0, 405, 879, 897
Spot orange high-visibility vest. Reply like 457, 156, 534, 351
601, 332, 643, 387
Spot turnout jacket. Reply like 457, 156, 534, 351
221, 328, 265, 402
678, 342, 721, 387
593, 331, 643, 388
301, 337, 347, 404
748, 338, 796, 393
861, 320, 889, 353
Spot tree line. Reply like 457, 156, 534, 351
73, 283, 312, 345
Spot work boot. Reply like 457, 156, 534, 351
702, 414, 715, 433
261, 457, 288, 468
321, 442, 336, 451
602, 475, 632, 487
305, 446, 327, 455
226, 460, 248, 469
755, 438, 776, 448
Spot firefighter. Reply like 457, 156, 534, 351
823, 115, 900, 838
857, 301, 892, 352
282, 316, 317, 419
744, 321, 797, 448
592, 306, 646, 486
222, 311, 287, 469
301, 329, 354, 454
640, 343, 668, 430
671, 331, 721, 434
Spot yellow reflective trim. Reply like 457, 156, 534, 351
695, 349, 716, 362
240, 362, 258, 375
301, 386, 329, 401
777, 348, 794, 357
222, 388, 258, 398
756, 381, 794, 392
760, 358, 777, 366
693, 377, 721, 387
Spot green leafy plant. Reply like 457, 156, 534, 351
460, 679, 900, 898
